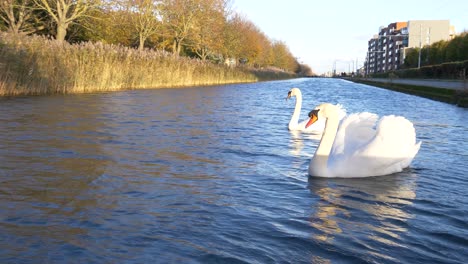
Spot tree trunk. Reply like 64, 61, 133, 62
139, 35, 145, 50
8, 25, 20, 35
172, 40, 178, 56
56, 23, 68, 41
175, 41, 181, 56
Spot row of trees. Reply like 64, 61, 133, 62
0, 0, 313, 74
403, 31, 468, 68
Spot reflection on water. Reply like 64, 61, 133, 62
288, 131, 322, 176
289, 130, 305, 157
289, 131, 322, 156
307, 172, 417, 249
308, 186, 345, 243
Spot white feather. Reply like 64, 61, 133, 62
308, 103, 421, 178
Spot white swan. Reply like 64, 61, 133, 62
306, 103, 421, 178
287, 88, 345, 134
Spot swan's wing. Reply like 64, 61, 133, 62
330, 112, 378, 156
363, 115, 418, 158
328, 112, 381, 177
330, 114, 421, 177
358, 115, 421, 175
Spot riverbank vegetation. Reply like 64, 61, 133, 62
403, 32, 468, 69
370, 60, 468, 79
353, 79, 468, 107
0, 0, 313, 96
0, 32, 261, 95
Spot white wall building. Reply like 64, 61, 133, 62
365, 20, 455, 76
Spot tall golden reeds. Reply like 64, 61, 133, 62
0, 32, 259, 96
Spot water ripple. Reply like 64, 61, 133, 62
1, 79, 467, 263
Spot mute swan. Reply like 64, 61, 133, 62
306, 103, 421, 178
287, 88, 345, 134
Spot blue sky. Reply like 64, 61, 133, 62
233, 0, 468, 74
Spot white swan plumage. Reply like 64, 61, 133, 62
287, 88, 345, 134
306, 103, 421, 178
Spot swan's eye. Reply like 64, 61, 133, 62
308, 109, 320, 117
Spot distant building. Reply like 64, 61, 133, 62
365, 20, 455, 76
366, 22, 408, 75
224, 58, 236, 67
406, 20, 455, 48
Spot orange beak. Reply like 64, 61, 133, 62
305, 113, 318, 128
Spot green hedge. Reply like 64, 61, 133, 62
371, 60, 468, 79
353, 79, 468, 107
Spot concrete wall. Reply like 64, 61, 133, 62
407, 20, 451, 48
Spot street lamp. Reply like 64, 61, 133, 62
333, 59, 355, 77
416, 25, 431, 69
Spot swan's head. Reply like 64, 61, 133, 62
286, 87, 301, 100
306, 103, 339, 128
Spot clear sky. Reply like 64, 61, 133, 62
232, 0, 468, 75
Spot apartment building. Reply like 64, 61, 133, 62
365, 20, 455, 75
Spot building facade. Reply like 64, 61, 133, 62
365, 20, 455, 76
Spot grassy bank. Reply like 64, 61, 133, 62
0, 33, 282, 96
250, 67, 298, 81
352, 79, 468, 108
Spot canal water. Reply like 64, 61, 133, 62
0, 78, 467, 263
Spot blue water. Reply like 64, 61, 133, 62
0, 78, 467, 263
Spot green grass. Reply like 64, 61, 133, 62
0, 32, 265, 96
353, 79, 468, 107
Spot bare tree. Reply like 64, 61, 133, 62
32, 0, 99, 41
189, 0, 226, 60
159, 0, 200, 56
124, 0, 162, 50
0, 0, 43, 34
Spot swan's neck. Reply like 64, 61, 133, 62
316, 116, 339, 156
309, 113, 340, 177
288, 93, 302, 130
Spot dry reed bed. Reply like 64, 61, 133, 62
0, 33, 257, 96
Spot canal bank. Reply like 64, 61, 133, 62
0, 32, 297, 96
348, 78, 468, 108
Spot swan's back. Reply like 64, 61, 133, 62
328, 112, 421, 177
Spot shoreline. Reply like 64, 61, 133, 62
347, 78, 468, 108
0, 74, 296, 97
0, 33, 298, 97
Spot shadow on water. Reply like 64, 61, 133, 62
0, 95, 117, 261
